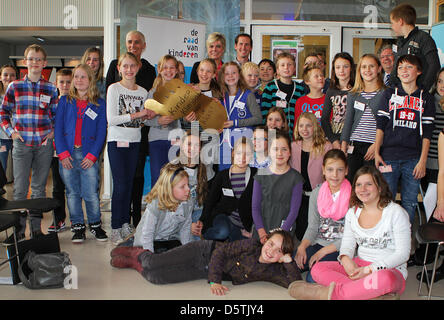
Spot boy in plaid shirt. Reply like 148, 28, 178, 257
0, 44, 58, 239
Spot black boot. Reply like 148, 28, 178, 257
416, 262, 444, 283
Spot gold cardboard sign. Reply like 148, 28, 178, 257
144, 79, 227, 130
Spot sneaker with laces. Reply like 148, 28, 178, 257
121, 223, 135, 241
89, 222, 108, 242
111, 228, 124, 245
47, 221, 66, 233
71, 223, 86, 243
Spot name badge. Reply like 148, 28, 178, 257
40, 94, 51, 104
117, 141, 129, 148
379, 165, 393, 173
391, 94, 404, 105
235, 101, 245, 110
222, 188, 234, 197
347, 145, 354, 154
276, 90, 287, 100
354, 101, 365, 111
85, 108, 98, 120
392, 44, 398, 53
276, 100, 287, 108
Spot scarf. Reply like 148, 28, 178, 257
317, 179, 351, 221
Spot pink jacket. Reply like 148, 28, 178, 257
290, 140, 332, 190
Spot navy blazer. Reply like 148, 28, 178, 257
55, 95, 107, 161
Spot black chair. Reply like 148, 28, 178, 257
0, 161, 61, 237
0, 212, 21, 284
0, 160, 61, 284
416, 222, 444, 299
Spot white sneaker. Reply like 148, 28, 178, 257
121, 223, 135, 241
110, 228, 124, 245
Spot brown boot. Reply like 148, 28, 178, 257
288, 280, 336, 300
111, 246, 148, 258
110, 255, 143, 273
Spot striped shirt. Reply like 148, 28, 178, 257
0, 75, 58, 146
350, 91, 378, 144
229, 172, 246, 228
426, 94, 444, 170
261, 79, 304, 136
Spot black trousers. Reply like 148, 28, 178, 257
51, 157, 66, 223
346, 141, 375, 183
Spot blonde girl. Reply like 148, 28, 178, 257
55, 64, 107, 243
145, 54, 182, 186
183, 58, 222, 133
81, 47, 105, 99
340, 53, 385, 182
107, 52, 154, 245
218, 61, 262, 171
111, 163, 193, 256
290, 112, 332, 240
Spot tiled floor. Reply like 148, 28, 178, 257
0, 176, 443, 301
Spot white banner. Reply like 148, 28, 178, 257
137, 15, 206, 83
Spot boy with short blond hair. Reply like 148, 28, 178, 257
389, 3, 440, 91
294, 63, 326, 126
261, 52, 305, 136
0, 44, 58, 240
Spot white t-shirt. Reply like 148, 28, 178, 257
106, 82, 148, 143
339, 201, 411, 279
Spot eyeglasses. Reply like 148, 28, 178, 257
380, 54, 394, 59
25, 57, 44, 63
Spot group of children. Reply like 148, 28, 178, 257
1, 3, 443, 300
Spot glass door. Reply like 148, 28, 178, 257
251, 25, 341, 80
342, 27, 396, 61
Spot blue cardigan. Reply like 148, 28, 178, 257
55, 95, 107, 161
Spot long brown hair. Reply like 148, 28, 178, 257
177, 130, 208, 207
218, 61, 248, 94
81, 47, 104, 81
349, 165, 392, 209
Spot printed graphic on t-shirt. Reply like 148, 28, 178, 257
389, 95, 422, 130
117, 94, 145, 128
356, 232, 393, 249
301, 101, 323, 121
318, 217, 345, 241
331, 94, 347, 134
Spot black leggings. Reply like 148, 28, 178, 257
346, 141, 375, 183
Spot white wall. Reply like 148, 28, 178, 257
0, 0, 103, 27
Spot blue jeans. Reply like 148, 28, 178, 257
59, 148, 101, 225
203, 214, 244, 242
297, 243, 339, 283
382, 158, 420, 223
149, 140, 172, 187
191, 208, 203, 241
108, 141, 140, 229
0, 139, 12, 173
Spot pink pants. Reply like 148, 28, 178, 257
311, 258, 406, 300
